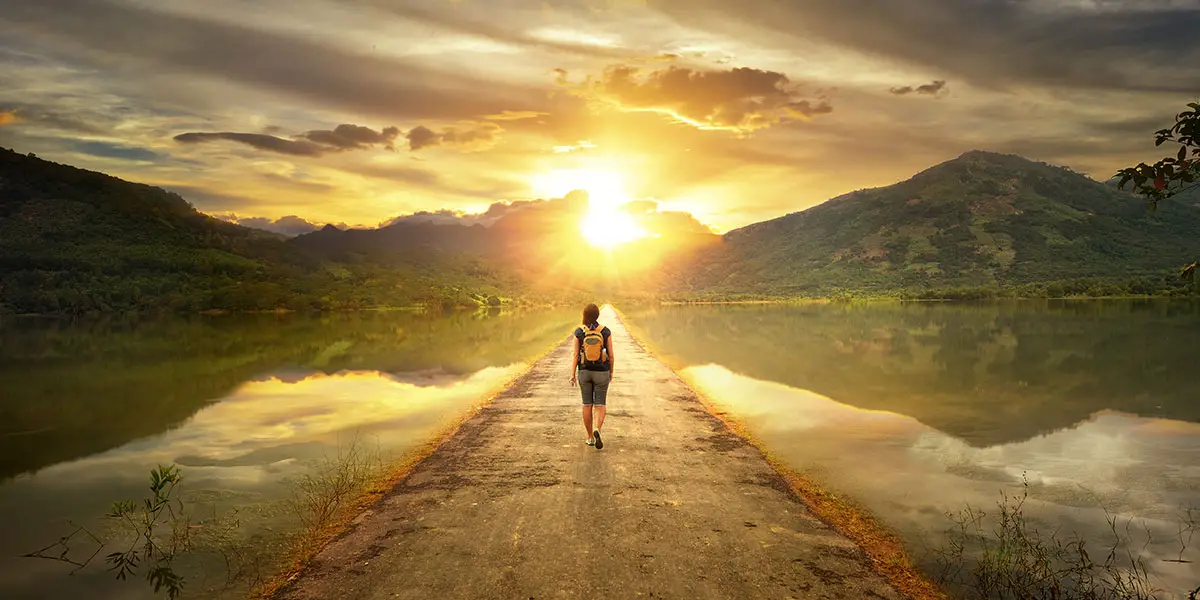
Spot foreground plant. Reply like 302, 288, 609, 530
287, 435, 384, 546
24, 435, 390, 599
24, 464, 191, 599
1115, 99, 1200, 282
933, 475, 1197, 600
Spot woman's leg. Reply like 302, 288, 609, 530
592, 371, 610, 433
578, 370, 595, 439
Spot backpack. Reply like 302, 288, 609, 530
580, 324, 606, 367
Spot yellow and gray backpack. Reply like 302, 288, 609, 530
580, 324, 607, 367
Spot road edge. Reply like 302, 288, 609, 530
612, 304, 948, 600
255, 333, 570, 600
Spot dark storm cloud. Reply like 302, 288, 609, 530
175, 124, 401, 156
0, 0, 545, 120
572, 64, 832, 132
647, 0, 1200, 93
890, 80, 948, 96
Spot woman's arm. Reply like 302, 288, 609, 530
606, 334, 615, 380
569, 336, 580, 384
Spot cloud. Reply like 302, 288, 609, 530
650, 0, 1200, 94
175, 132, 327, 156
345, 162, 522, 200
2, 0, 545, 121
0, 102, 112, 134
568, 64, 832, 133
405, 122, 502, 151
175, 124, 400, 157
383, 195, 578, 229
553, 140, 597, 153
215, 214, 337, 236
405, 126, 441, 151
351, 1, 640, 60
70, 139, 162, 162
166, 185, 262, 212
483, 110, 549, 121
889, 80, 948, 97
385, 209, 495, 227
299, 124, 400, 150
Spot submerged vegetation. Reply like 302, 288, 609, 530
933, 477, 1198, 600
23, 436, 396, 600
23, 465, 192, 599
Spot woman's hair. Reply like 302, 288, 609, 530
582, 303, 600, 325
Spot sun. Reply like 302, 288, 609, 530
531, 169, 649, 249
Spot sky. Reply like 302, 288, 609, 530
1, 0, 1198, 235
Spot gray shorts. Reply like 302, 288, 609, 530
577, 369, 611, 406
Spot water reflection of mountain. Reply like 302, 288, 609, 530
0, 308, 576, 481
625, 301, 1200, 447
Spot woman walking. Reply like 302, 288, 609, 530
569, 303, 614, 449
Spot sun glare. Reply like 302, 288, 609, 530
531, 168, 649, 249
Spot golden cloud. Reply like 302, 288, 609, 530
0, 110, 17, 125
483, 110, 548, 121
566, 64, 832, 133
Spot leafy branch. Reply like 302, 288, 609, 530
23, 464, 192, 599
104, 464, 190, 599
21, 522, 104, 573
1115, 100, 1200, 283
1115, 101, 1200, 207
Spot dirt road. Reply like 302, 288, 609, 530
276, 307, 902, 599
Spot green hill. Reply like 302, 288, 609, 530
674, 151, 1200, 298
0, 147, 524, 314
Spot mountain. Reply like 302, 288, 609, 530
675, 151, 1200, 297
3, 147, 1197, 315
0, 147, 521, 314
293, 190, 719, 293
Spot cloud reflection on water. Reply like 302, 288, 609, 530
34, 366, 524, 488
681, 364, 1200, 594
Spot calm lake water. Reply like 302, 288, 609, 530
623, 300, 1200, 597
0, 308, 576, 600
4, 302, 1199, 599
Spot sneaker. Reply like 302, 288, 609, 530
586, 438, 595, 446
593, 430, 603, 450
